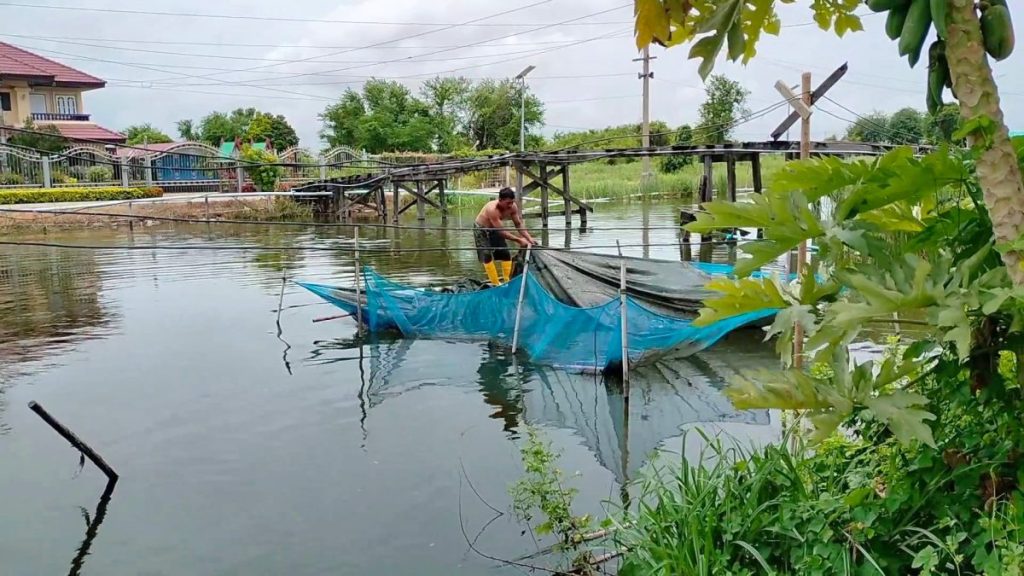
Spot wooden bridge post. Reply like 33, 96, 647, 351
701, 155, 714, 203
415, 180, 426, 221
514, 160, 525, 212
751, 154, 763, 194
438, 178, 447, 223
562, 165, 572, 228
726, 156, 737, 203
539, 162, 549, 228
752, 154, 764, 238
392, 181, 400, 224
339, 186, 349, 222
377, 183, 387, 222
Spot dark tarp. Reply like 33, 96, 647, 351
525, 249, 720, 317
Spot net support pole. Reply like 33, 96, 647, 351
354, 226, 362, 334
511, 246, 531, 354
618, 242, 630, 389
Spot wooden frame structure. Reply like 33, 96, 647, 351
290, 140, 924, 224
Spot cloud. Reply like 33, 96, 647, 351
2, 0, 1021, 147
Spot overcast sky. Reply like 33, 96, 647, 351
3, 0, 1021, 148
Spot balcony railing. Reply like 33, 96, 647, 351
31, 112, 91, 121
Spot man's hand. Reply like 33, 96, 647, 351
515, 237, 531, 248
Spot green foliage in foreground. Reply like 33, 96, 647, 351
0, 187, 163, 204
605, 139, 1024, 574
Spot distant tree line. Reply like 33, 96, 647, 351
843, 103, 962, 145
318, 77, 544, 154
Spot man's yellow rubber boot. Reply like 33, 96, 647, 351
484, 261, 501, 285
500, 261, 513, 283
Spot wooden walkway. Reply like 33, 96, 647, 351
290, 140, 923, 225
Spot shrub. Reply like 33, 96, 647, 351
240, 146, 282, 191
85, 166, 114, 183
0, 172, 25, 185
0, 186, 162, 205
51, 171, 78, 185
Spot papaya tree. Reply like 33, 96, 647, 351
632, 0, 1024, 286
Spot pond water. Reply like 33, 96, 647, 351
0, 201, 783, 575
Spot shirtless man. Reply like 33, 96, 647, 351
473, 187, 536, 285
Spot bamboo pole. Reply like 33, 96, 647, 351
354, 226, 362, 333
511, 246, 531, 354
28, 401, 118, 484
617, 241, 629, 386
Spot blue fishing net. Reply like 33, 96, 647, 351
352, 267, 776, 371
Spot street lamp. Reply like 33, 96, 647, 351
515, 65, 535, 152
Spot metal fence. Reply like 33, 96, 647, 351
0, 142, 425, 193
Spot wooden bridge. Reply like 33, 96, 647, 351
290, 140, 922, 226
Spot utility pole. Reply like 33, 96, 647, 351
633, 48, 655, 183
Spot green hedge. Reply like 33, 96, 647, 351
0, 186, 163, 205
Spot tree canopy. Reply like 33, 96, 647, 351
122, 124, 173, 146
177, 108, 299, 149
319, 76, 544, 153
694, 74, 750, 143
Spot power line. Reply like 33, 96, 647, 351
0, 1, 630, 27
0, 240, 744, 255
0, 32, 586, 50
140, 1, 613, 84
91, 28, 631, 92
24, 1, 560, 100
545, 98, 796, 151
2, 34, 585, 66
819, 96, 932, 145
174, 6, 633, 87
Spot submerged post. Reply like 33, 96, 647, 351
354, 226, 362, 334
28, 401, 118, 484
511, 246, 532, 354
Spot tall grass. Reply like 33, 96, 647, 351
612, 432, 891, 576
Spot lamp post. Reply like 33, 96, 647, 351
515, 65, 535, 152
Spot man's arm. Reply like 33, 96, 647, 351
487, 211, 525, 243
511, 208, 535, 244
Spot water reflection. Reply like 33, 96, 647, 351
306, 332, 773, 485
0, 248, 116, 433
68, 482, 115, 576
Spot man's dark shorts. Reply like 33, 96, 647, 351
473, 223, 511, 264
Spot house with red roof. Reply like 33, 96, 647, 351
0, 42, 125, 145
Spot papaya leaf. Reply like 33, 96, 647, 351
808, 411, 849, 444
634, 0, 672, 50
692, 276, 787, 327
863, 391, 936, 448
726, 368, 851, 412
766, 304, 816, 367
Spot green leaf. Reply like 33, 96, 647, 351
727, 368, 852, 412
633, 0, 671, 50
693, 277, 788, 327
942, 324, 972, 361
863, 391, 936, 447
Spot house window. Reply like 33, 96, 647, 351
55, 95, 77, 115
0, 92, 11, 112
29, 93, 47, 114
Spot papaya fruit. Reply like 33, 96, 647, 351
981, 4, 1015, 60
899, 0, 932, 59
887, 5, 910, 40
867, 0, 910, 12
930, 0, 948, 40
